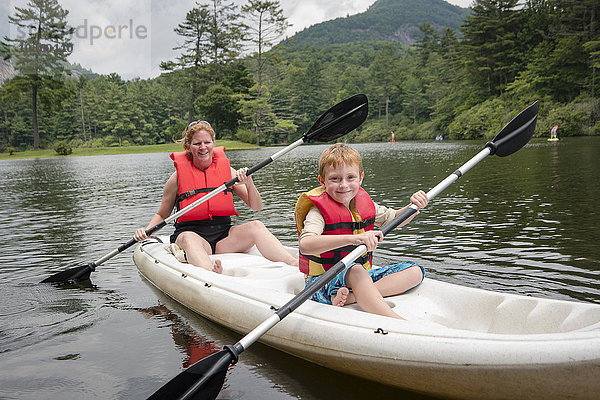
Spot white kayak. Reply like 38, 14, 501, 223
133, 237, 600, 400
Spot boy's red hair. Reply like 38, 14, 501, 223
318, 143, 363, 178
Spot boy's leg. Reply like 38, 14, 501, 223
341, 265, 423, 306
372, 266, 424, 297
345, 264, 405, 320
216, 220, 298, 266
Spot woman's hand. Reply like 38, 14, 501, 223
235, 167, 253, 185
231, 166, 262, 211
134, 227, 152, 242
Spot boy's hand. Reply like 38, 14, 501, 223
410, 190, 429, 209
354, 230, 383, 251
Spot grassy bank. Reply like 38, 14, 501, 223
0, 140, 259, 160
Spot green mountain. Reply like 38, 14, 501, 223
283, 0, 470, 47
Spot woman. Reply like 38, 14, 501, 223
134, 121, 297, 273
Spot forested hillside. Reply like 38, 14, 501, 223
1, 0, 598, 153
283, 0, 470, 46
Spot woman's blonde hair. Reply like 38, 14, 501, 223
180, 121, 215, 157
318, 143, 363, 178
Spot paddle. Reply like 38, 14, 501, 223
41, 94, 369, 284
149, 100, 539, 400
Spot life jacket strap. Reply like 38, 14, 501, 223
301, 245, 372, 266
323, 217, 375, 232
175, 185, 234, 210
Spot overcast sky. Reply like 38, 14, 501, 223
1, 0, 473, 80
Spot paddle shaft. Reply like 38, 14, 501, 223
152, 100, 539, 399
86, 138, 306, 271
168, 141, 529, 399
85, 101, 369, 271
382, 146, 491, 235
229, 144, 494, 357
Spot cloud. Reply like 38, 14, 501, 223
0, 3, 9, 41
2, 0, 472, 80
282, 0, 373, 36
63, 0, 153, 78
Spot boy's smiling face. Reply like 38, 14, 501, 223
318, 162, 364, 207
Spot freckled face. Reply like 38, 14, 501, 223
188, 130, 214, 167
318, 163, 364, 207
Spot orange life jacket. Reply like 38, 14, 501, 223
295, 186, 376, 276
171, 148, 238, 223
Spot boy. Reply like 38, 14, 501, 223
295, 143, 429, 320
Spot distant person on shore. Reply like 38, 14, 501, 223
134, 120, 297, 272
294, 143, 429, 320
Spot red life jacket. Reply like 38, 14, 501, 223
171, 148, 238, 222
295, 186, 376, 276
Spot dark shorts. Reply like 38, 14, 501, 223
170, 216, 232, 254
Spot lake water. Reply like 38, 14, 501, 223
0, 137, 598, 399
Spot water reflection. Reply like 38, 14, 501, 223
137, 304, 218, 368
140, 281, 437, 400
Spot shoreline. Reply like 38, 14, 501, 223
0, 140, 260, 161
2, 136, 596, 161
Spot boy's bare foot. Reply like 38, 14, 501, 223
331, 287, 349, 307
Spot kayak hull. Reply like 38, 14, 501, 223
134, 238, 600, 400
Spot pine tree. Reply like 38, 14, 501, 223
241, 0, 290, 145
554, 0, 599, 97
460, 0, 522, 97
162, 1, 245, 127
0, 0, 73, 150
206, 0, 244, 68
160, 7, 212, 125
368, 45, 401, 124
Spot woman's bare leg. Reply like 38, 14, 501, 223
175, 231, 222, 273
216, 220, 298, 266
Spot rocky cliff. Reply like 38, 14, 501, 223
0, 59, 16, 86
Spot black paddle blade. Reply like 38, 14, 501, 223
487, 100, 539, 157
304, 93, 368, 143
148, 350, 234, 400
40, 263, 94, 284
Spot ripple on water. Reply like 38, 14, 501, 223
0, 282, 109, 354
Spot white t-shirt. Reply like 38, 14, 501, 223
299, 202, 396, 240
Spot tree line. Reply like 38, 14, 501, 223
1, 0, 598, 153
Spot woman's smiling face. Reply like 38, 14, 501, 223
318, 162, 364, 206
189, 129, 214, 168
